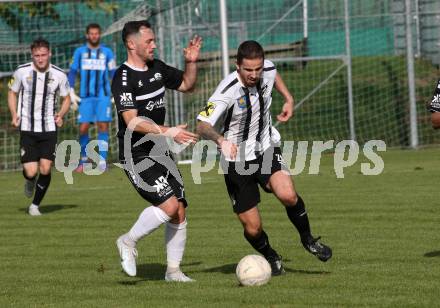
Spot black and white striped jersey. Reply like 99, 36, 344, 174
198, 59, 277, 161
9, 62, 70, 132
429, 79, 440, 113
112, 60, 184, 159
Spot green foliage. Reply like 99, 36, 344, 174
0, 1, 117, 31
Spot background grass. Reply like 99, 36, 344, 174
0, 147, 439, 307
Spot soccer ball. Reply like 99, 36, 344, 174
235, 254, 272, 286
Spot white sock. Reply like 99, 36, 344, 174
165, 218, 187, 270
127, 206, 170, 244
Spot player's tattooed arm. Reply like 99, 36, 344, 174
197, 121, 222, 144
197, 121, 237, 159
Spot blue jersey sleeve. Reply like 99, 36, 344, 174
68, 48, 81, 88
106, 48, 116, 80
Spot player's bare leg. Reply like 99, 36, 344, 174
268, 171, 332, 262
237, 207, 284, 275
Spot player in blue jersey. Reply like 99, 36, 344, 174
68, 23, 116, 172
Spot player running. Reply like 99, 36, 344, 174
197, 40, 332, 275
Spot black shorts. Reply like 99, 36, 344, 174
20, 131, 57, 163
224, 147, 289, 214
121, 155, 187, 207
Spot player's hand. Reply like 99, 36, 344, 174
183, 35, 202, 63
165, 123, 199, 145
219, 137, 237, 160
69, 88, 81, 111
11, 115, 20, 128
276, 102, 293, 122
54, 113, 63, 127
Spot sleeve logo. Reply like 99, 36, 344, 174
8, 77, 14, 87
199, 101, 216, 118
120, 92, 134, 107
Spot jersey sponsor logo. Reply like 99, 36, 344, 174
146, 98, 164, 111
47, 77, 55, 85
81, 59, 106, 70
199, 101, 216, 118
237, 96, 248, 109
149, 72, 162, 83
120, 93, 134, 107
138, 80, 143, 87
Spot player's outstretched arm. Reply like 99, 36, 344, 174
7, 90, 20, 128
178, 35, 202, 93
197, 120, 237, 159
274, 72, 294, 123
122, 110, 198, 145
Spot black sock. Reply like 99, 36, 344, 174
244, 230, 278, 259
285, 196, 312, 242
23, 170, 36, 181
32, 173, 51, 206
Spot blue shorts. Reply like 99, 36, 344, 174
77, 96, 112, 123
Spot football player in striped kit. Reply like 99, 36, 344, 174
8, 38, 71, 216
197, 40, 332, 275
428, 78, 440, 129
68, 23, 116, 172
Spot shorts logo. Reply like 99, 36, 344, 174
237, 96, 247, 109
120, 93, 134, 107
153, 176, 172, 197
275, 153, 285, 165
20, 148, 25, 157
199, 102, 216, 118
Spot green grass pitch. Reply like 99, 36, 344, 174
0, 148, 439, 307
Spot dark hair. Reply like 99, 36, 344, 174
30, 38, 50, 51
237, 40, 264, 64
86, 23, 101, 33
122, 20, 152, 46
